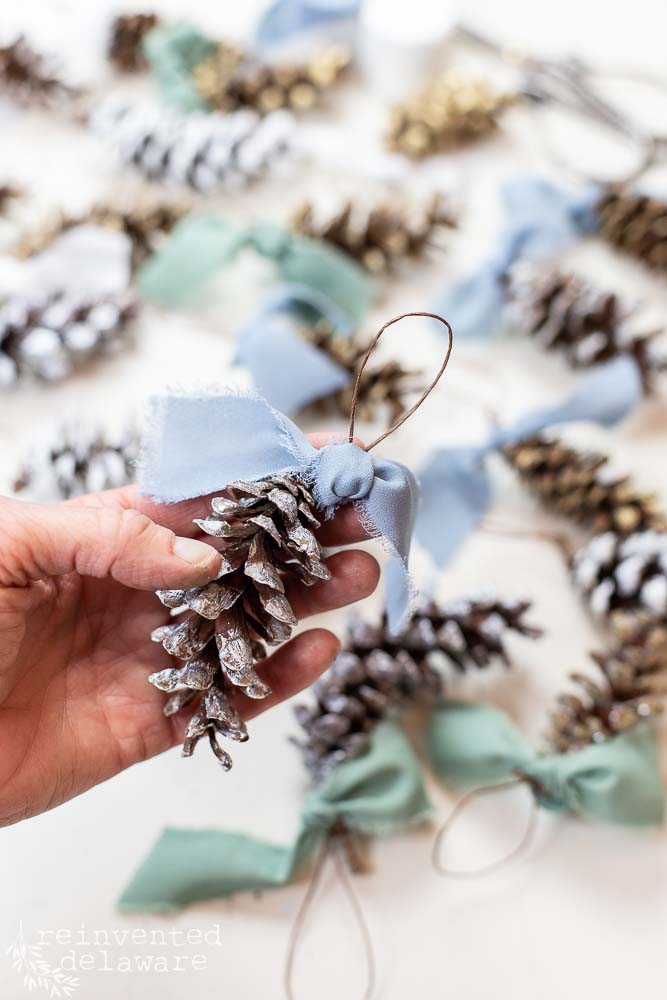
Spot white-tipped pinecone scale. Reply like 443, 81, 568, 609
572, 530, 667, 620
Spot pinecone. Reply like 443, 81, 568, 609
290, 193, 456, 274
293, 598, 542, 777
597, 187, 667, 274
0, 184, 21, 214
386, 74, 513, 158
503, 435, 667, 536
13, 424, 138, 500
572, 530, 667, 620
546, 619, 667, 753
108, 13, 160, 72
301, 321, 423, 424
193, 43, 350, 115
90, 100, 295, 193
149, 475, 330, 768
505, 262, 665, 390
0, 36, 74, 106
0, 290, 135, 387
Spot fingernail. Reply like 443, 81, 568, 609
174, 536, 220, 572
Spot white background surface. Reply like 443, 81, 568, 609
2, 1, 667, 998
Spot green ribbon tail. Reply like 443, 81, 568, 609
143, 22, 215, 113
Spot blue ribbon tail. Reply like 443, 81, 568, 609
254, 0, 360, 49
433, 268, 505, 340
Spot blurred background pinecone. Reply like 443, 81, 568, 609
572, 530, 667, 620
503, 435, 667, 536
597, 187, 667, 274
108, 13, 160, 72
0, 36, 73, 106
293, 598, 542, 778
0, 184, 21, 215
150, 475, 330, 768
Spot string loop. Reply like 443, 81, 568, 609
348, 312, 454, 452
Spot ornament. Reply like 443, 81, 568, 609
0, 36, 75, 107
572, 530, 667, 620
108, 13, 160, 72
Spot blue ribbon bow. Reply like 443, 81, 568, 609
254, 0, 360, 51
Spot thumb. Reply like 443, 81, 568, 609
0, 498, 222, 590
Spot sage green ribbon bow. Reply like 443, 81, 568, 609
137, 216, 375, 321
143, 23, 215, 113
118, 723, 432, 912
426, 701, 665, 826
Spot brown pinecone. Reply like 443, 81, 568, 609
302, 321, 423, 424
108, 13, 160, 72
0, 36, 74, 106
193, 43, 350, 115
503, 435, 667, 536
597, 187, 667, 274
293, 598, 542, 777
546, 618, 667, 753
505, 262, 665, 390
149, 475, 330, 768
291, 193, 456, 274
0, 184, 21, 214
386, 74, 513, 158
572, 530, 667, 621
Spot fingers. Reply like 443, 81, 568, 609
286, 549, 380, 620
0, 497, 221, 591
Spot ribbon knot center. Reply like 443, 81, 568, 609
312, 442, 375, 507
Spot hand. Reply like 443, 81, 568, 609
0, 436, 379, 826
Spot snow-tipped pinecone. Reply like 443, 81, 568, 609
291, 193, 455, 274
108, 13, 160, 72
13, 424, 138, 500
597, 187, 667, 274
572, 530, 667, 621
293, 598, 542, 777
546, 618, 667, 753
149, 475, 330, 768
0, 290, 135, 387
302, 321, 423, 424
0, 36, 74, 106
505, 262, 665, 389
386, 74, 513, 158
90, 100, 295, 193
503, 435, 667, 536
193, 43, 349, 115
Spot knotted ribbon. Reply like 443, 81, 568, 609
118, 722, 432, 911
137, 215, 375, 322
415, 355, 643, 567
426, 701, 664, 826
255, 0, 361, 50
433, 177, 601, 340
143, 22, 215, 113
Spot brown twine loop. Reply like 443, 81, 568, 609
284, 826, 376, 1000
432, 777, 539, 878
348, 312, 454, 452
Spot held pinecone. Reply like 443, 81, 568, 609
0, 290, 135, 387
546, 619, 667, 753
290, 193, 456, 274
90, 100, 295, 193
149, 475, 330, 768
193, 43, 350, 115
302, 321, 423, 424
503, 435, 667, 536
386, 74, 513, 158
0, 36, 74, 106
293, 598, 542, 778
108, 13, 160, 72
505, 262, 665, 389
13, 424, 138, 500
597, 187, 667, 274
572, 530, 667, 620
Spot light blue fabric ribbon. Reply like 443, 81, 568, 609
255, 0, 360, 50
141, 392, 418, 631
433, 178, 601, 340
415, 355, 643, 566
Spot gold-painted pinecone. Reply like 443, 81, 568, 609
149, 475, 330, 768
108, 13, 160, 72
503, 435, 667, 536
386, 74, 513, 158
597, 186, 667, 274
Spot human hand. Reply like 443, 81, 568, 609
0, 434, 379, 826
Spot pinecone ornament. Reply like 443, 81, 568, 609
0, 290, 135, 387
572, 530, 667, 620
108, 13, 160, 72
193, 43, 350, 115
90, 100, 295, 192
597, 187, 667, 274
291, 193, 456, 274
293, 598, 542, 777
503, 435, 667, 536
505, 262, 665, 389
0, 36, 74, 106
149, 475, 330, 768
386, 74, 513, 158
13, 424, 138, 500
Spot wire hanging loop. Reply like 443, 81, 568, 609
347, 312, 454, 452
432, 777, 539, 878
